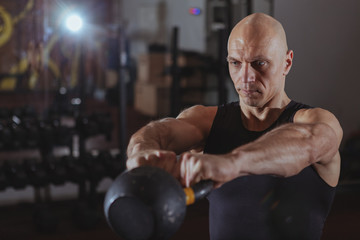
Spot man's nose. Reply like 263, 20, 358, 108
240, 63, 256, 83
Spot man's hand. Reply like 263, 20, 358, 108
125, 105, 217, 182
179, 152, 241, 188
127, 150, 180, 179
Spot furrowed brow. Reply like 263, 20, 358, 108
226, 56, 238, 62
250, 55, 270, 62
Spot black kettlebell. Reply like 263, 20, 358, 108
104, 166, 213, 240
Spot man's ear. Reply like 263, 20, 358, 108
284, 50, 293, 76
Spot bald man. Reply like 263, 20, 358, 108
127, 13, 342, 239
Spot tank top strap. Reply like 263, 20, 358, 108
279, 100, 313, 123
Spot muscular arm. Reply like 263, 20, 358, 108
232, 116, 340, 177
126, 105, 216, 174
181, 108, 343, 187
127, 117, 203, 156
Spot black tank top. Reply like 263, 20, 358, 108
204, 100, 336, 240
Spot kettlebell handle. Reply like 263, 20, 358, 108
184, 180, 214, 205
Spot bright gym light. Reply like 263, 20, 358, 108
65, 14, 83, 32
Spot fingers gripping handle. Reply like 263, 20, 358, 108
184, 180, 214, 205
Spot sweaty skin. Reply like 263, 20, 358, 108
126, 13, 342, 189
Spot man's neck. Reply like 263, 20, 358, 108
239, 95, 291, 131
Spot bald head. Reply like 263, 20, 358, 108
228, 13, 288, 55
226, 13, 294, 108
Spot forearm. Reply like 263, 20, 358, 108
127, 117, 205, 158
232, 122, 339, 177
127, 119, 172, 157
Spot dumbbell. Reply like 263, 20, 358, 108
22, 105, 37, 119
3, 160, 28, 190
8, 122, 26, 149
23, 158, 48, 188
76, 115, 99, 138
71, 153, 104, 230
11, 107, 24, 119
97, 150, 122, 179
62, 155, 87, 183
38, 120, 55, 152
80, 152, 106, 183
22, 120, 40, 149
0, 123, 12, 150
0, 165, 9, 191
40, 117, 74, 148
42, 156, 67, 186
53, 126, 73, 147
104, 166, 213, 240
93, 113, 113, 140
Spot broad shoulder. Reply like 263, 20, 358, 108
294, 107, 337, 123
176, 105, 218, 135
177, 105, 217, 119
295, 107, 343, 149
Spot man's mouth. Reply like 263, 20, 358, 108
239, 89, 261, 95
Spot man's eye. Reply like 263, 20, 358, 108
254, 60, 266, 67
230, 61, 241, 67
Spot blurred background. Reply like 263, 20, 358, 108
0, 0, 359, 239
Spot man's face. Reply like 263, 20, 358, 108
227, 32, 291, 108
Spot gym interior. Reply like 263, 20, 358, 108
0, 0, 359, 239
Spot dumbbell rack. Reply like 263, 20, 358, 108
0, 104, 124, 232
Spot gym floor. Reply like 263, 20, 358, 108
0, 107, 360, 240
0, 189, 359, 239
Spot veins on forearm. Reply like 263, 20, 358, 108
127, 120, 174, 155
234, 123, 337, 177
